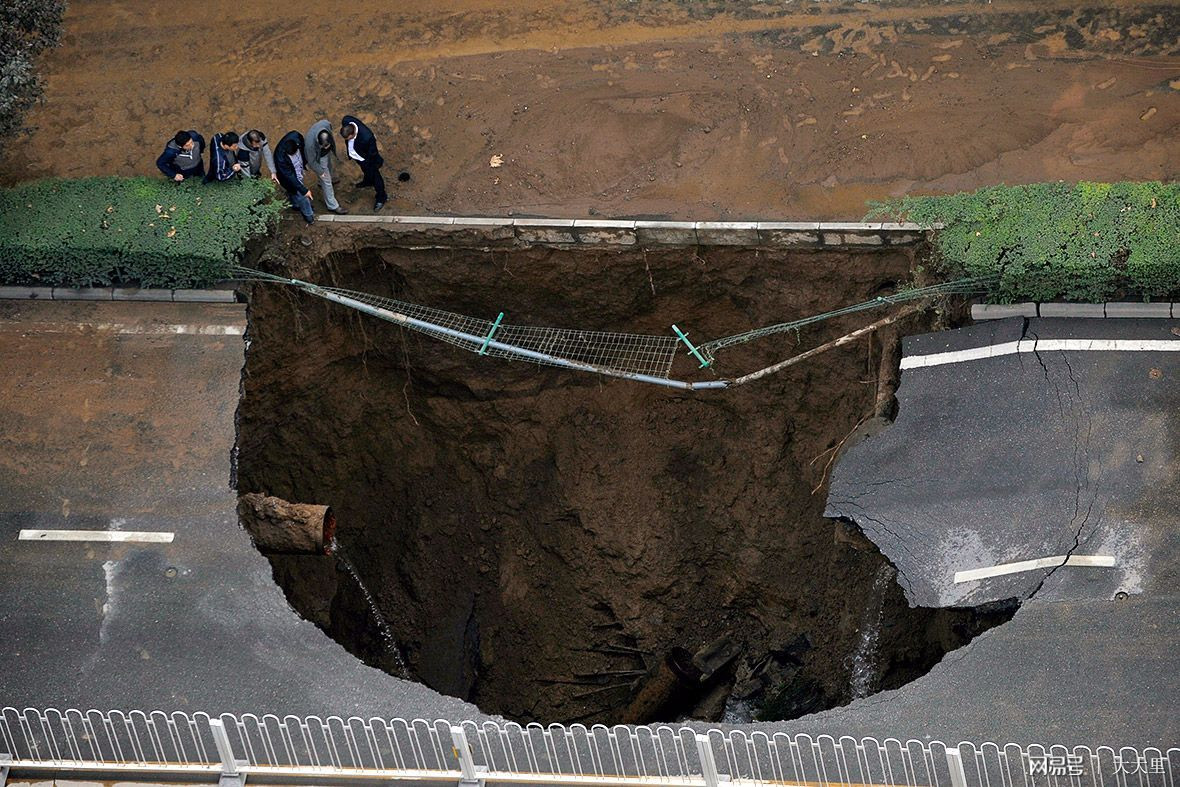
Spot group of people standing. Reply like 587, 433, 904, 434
155, 116, 388, 224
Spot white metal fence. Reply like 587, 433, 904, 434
0, 707, 1175, 787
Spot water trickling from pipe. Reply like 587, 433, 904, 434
329, 537, 410, 678
849, 563, 893, 700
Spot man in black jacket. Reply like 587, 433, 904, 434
339, 115, 387, 211
274, 131, 315, 224
156, 130, 206, 181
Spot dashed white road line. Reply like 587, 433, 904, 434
954, 554, 1115, 584
0, 322, 243, 336
19, 529, 175, 543
901, 338, 1180, 369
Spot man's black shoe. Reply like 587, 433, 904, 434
304, 214, 316, 224
330, 206, 349, 214
373, 201, 385, 212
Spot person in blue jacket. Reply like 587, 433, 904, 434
156, 130, 206, 181
339, 115, 386, 211
205, 132, 243, 183
274, 131, 314, 224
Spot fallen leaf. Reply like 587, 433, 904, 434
1140, 106, 1157, 121
166, 227, 177, 238
155, 204, 163, 213
489, 154, 504, 168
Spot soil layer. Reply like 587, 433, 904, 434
235, 231, 1013, 724
3, 1, 1178, 218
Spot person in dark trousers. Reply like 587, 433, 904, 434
274, 131, 315, 224
156, 130, 206, 181
238, 129, 279, 183
205, 131, 243, 183
339, 115, 386, 211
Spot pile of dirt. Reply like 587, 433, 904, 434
235, 230, 1014, 724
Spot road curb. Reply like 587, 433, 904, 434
973, 302, 1177, 320
0, 286, 238, 303
310, 214, 933, 248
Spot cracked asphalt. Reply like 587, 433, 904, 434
813, 316, 1179, 746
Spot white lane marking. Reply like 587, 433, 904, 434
0, 322, 243, 336
954, 554, 1116, 583
19, 529, 175, 543
902, 338, 1180, 369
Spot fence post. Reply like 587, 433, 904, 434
697, 734, 725, 787
450, 726, 485, 787
209, 719, 247, 786
946, 746, 969, 787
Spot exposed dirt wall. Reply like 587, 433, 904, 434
236, 233, 1012, 723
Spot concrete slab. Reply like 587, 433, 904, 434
1041, 302, 1105, 318
693, 221, 759, 245
112, 288, 175, 302
52, 287, 113, 300
970, 303, 1037, 320
1104, 302, 1172, 318
0, 286, 53, 300
635, 220, 697, 245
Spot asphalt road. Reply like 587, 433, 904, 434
809, 316, 1179, 747
0, 300, 484, 721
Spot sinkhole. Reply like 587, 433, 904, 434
234, 234, 1016, 725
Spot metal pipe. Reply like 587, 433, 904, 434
305, 284, 731, 391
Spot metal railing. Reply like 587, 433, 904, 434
0, 707, 1175, 786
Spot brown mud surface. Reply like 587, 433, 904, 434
2, 1, 1178, 218
235, 231, 1014, 724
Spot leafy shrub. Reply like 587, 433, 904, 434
0, 176, 283, 288
867, 182, 1180, 302
1, 0, 66, 141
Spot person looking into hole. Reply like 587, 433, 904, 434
156, 129, 206, 182
205, 131, 243, 183
305, 119, 347, 214
339, 115, 387, 212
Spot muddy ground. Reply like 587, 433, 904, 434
234, 231, 1014, 724
2, 1, 1178, 218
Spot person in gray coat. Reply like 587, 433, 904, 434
238, 129, 279, 183
304, 119, 347, 214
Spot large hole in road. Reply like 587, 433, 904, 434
234, 237, 1015, 725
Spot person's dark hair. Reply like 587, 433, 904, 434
339, 123, 355, 139
245, 129, 264, 147
277, 137, 298, 157
221, 131, 239, 146
173, 130, 192, 146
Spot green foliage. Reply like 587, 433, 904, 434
1, 0, 66, 141
867, 182, 1180, 303
0, 176, 284, 288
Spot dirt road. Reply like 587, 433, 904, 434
2, 1, 1178, 218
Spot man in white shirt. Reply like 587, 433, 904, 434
339, 115, 387, 212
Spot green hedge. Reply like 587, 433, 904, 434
867, 182, 1180, 303
0, 176, 284, 288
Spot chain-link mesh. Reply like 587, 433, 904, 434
234, 267, 992, 382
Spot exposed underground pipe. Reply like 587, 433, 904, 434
237, 493, 336, 555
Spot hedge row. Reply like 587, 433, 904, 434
867, 182, 1180, 303
0, 176, 284, 288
